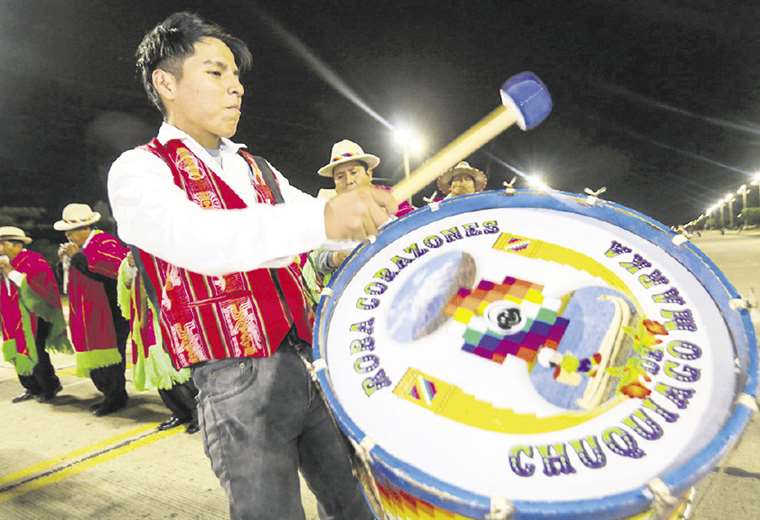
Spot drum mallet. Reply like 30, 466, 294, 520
391, 71, 553, 203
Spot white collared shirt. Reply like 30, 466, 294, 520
107, 123, 327, 277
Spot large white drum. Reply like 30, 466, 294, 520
312, 189, 758, 519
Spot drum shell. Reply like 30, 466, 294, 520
313, 190, 758, 519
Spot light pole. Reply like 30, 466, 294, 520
392, 125, 425, 202
752, 173, 760, 208
737, 185, 749, 226
725, 193, 736, 228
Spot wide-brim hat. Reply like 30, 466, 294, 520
318, 139, 380, 178
0, 226, 32, 244
436, 161, 488, 194
53, 203, 101, 231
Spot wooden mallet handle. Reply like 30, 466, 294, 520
390, 71, 552, 203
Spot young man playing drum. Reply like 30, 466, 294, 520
108, 12, 395, 520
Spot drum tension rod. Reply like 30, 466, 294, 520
423, 191, 441, 212
486, 496, 515, 520
502, 177, 517, 196
737, 393, 760, 413
645, 478, 678, 520
583, 186, 607, 206
729, 299, 756, 312
671, 225, 692, 246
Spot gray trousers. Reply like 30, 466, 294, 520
192, 336, 374, 520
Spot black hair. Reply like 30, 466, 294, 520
135, 12, 253, 114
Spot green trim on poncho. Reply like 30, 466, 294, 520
18, 277, 73, 354
117, 260, 191, 392
75, 348, 122, 377
302, 251, 331, 308
3, 339, 34, 376
116, 261, 132, 321
2, 299, 38, 376
135, 345, 191, 391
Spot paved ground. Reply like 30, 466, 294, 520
0, 229, 757, 519
682, 230, 760, 519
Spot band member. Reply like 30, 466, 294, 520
117, 252, 199, 433
304, 140, 415, 301
108, 12, 394, 519
0, 226, 69, 403
55, 203, 130, 416
432, 160, 488, 199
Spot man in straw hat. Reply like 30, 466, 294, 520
434, 160, 488, 199
304, 139, 415, 301
107, 12, 395, 519
55, 203, 130, 416
0, 226, 69, 403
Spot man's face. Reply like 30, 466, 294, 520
450, 173, 476, 196
161, 37, 244, 147
65, 228, 91, 247
0, 240, 23, 260
333, 161, 372, 194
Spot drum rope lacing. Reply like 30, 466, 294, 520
502, 178, 517, 195
645, 478, 679, 519
486, 496, 514, 520
729, 297, 750, 310
737, 392, 760, 413
583, 186, 607, 206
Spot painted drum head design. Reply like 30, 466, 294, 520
313, 191, 758, 519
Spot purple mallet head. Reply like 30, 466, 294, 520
500, 72, 552, 131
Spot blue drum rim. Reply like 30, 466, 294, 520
313, 189, 759, 519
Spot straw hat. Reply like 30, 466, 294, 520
436, 161, 488, 195
53, 203, 101, 231
0, 226, 32, 244
318, 139, 380, 178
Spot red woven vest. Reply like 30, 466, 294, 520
137, 138, 313, 369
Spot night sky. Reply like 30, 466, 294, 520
3, 0, 760, 231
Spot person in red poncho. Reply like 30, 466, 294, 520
0, 226, 70, 403
55, 203, 130, 416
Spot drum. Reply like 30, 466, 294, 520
312, 189, 758, 519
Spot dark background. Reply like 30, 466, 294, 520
2, 0, 759, 238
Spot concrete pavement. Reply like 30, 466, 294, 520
0, 353, 321, 519
684, 231, 760, 519
0, 229, 757, 519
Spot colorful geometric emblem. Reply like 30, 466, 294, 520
444, 276, 570, 364
407, 374, 438, 405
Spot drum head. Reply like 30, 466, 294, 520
314, 190, 758, 518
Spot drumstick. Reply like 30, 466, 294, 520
390, 71, 552, 203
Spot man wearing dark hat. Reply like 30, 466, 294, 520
0, 226, 69, 403
55, 203, 130, 416
435, 161, 488, 199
